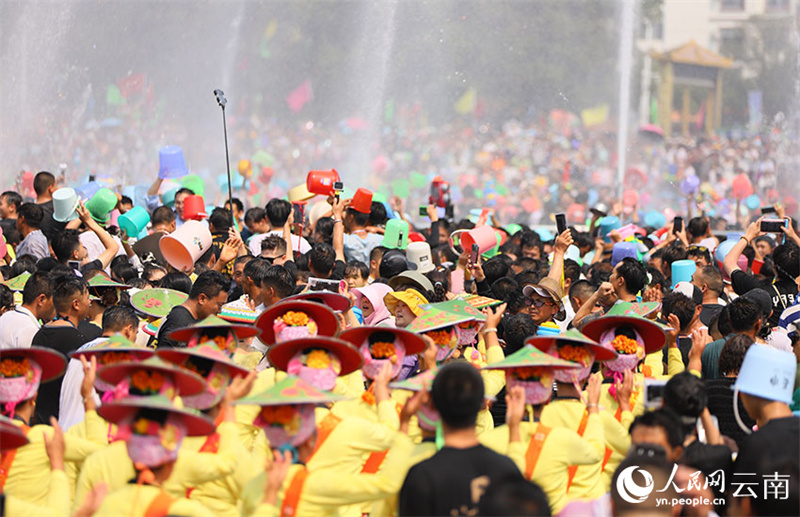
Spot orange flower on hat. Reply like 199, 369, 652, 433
370, 342, 396, 359
99, 352, 132, 366
131, 370, 165, 393
260, 405, 298, 427
305, 350, 331, 369
281, 311, 310, 327
0, 358, 30, 378
512, 366, 548, 380
558, 345, 591, 367
611, 335, 638, 355
426, 330, 454, 347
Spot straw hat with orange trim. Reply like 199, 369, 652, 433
267, 337, 363, 391
581, 304, 668, 356
255, 300, 338, 346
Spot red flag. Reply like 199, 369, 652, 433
117, 73, 147, 98
286, 80, 313, 112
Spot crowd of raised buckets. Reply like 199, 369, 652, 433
0, 145, 798, 517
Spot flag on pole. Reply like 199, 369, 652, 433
580, 104, 609, 127
454, 88, 477, 115
286, 81, 313, 112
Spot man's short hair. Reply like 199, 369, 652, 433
18, 203, 44, 229
244, 207, 266, 227
309, 243, 335, 276
369, 201, 387, 226
728, 297, 761, 333
265, 199, 291, 228
611, 454, 677, 516
569, 279, 595, 301
696, 266, 722, 295
175, 187, 194, 197
33, 171, 55, 196
661, 291, 696, 333
159, 271, 193, 294
346, 207, 370, 227
1, 191, 22, 212
152, 205, 176, 227
687, 217, 709, 240
503, 313, 539, 355
52, 275, 88, 314
260, 234, 287, 256
773, 242, 800, 281
21, 271, 54, 305
718, 334, 753, 377
344, 260, 369, 280
208, 207, 232, 233
52, 230, 82, 263
478, 476, 550, 516
663, 372, 707, 436
370, 246, 388, 264
225, 197, 244, 213
628, 409, 684, 451
563, 259, 581, 284
432, 361, 484, 430
119, 196, 133, 207
189, 271, 230, 300
102, 304, 139, 332
262, 265, 295, 300
243, 258, 272, 285
482, 257, 510, 285
616, 257, 648, 294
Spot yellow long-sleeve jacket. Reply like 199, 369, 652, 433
482, 422, 603, 514
72, 421, 240, 512
241, 431, 414, 517
540, 399, 630, 500
93, 484, 212, 517
4, 410, 106, 506
3, 470, 71, 517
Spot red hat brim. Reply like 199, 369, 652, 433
267, 337, 363, 376
97, 360, 206, 396
339, 326, 427, 356
256, 300, 339, 345
156, 347, 249, 379
582, 315, 667, 355
168, 320, 260, 342
0, 347, 66, 382
0, 421, 30, 449
285, 292, 351, 312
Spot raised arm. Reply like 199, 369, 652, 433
722, 219, 761, 276
76, 202, 119, 269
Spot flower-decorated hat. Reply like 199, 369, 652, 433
267, 337, 363, 391
168, 315, 260, 352
285, 291, 351, 312
433, 299, 486, 346
339, 327, 426, 380
235, 376, 345, 448
0, 347, 66, 417
97, 356, 206, 401
255, 300, 338, 346
99, 395, 215, 468
70, 335, 155, 394
408, 303, 476, 362
2, 272, 30, 292
130, 288, 189, 318
156, 343, 249, 410
582, 304, 667, 357
483, 345, 580, 404
529, 329, 617, 383
0, 414, 30, 449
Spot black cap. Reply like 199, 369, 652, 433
378, 249, 416, 279
741, 288, 772, 319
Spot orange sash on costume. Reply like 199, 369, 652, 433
0, 424, 30, 490
523, 424, 551, 480
566, 411, 589, 492
280, 467, 309, 517
185, 432, 222, 497
144, 490, 175, 517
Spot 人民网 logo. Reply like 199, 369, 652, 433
616, 465, 655, 504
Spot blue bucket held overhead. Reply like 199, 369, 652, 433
599, 216, 620, 242
158, 146, 189, 179
671, 259, 696, 288
611, 241, 639, 267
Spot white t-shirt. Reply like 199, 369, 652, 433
58, 337, 106, 431
0, 306, 41, 349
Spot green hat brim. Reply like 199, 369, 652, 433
3, 272, 31, 292
483, 344, 582, 370
130, 288, 189, 318
168, 315, 260, 342
407, 304, 474, 334
156, 343, 249, 379
528, 329, 618, 361
234, 375, 346, 406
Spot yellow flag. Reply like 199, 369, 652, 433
581, 104, 609, 127
454, 88, 477, 115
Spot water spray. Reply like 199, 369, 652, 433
213, 89, 234, 228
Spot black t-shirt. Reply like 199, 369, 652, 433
705, 377, 755, 448
399, 444, 523, 516
30, 324, 90, 424
730, 270, 797, 327
153, 305, 197, 348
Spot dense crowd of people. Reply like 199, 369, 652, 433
0, 134, 798, 516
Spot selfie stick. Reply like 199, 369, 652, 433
213, 89, 235, 228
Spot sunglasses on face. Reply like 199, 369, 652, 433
688, 245, 708, 253
530, 298, 555, 308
